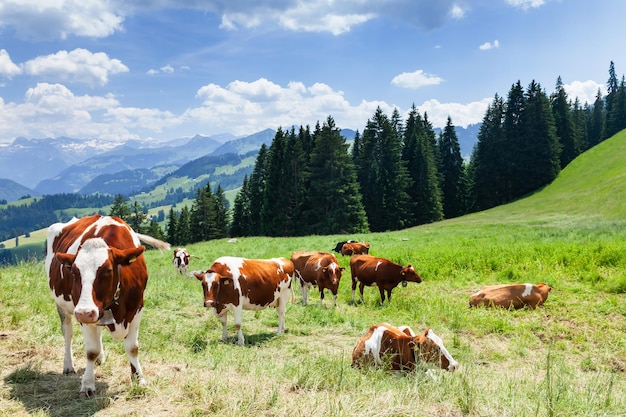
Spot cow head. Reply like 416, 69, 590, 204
400, 264, 422, 287
194, 269, 239, 314
414, 329, 458, 372
55, 238, 145, 324
321, 263, 345, 290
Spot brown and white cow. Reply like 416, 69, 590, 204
290, 251, 345, 307
46, 214, 170, 397
194, 256, 293, 345
341, 241, 370, 256
332, 240, 355, 253
173, 247, 198, 275
350, 255, 422, 305
352, 323, 458, 372
469, 283, 552, 309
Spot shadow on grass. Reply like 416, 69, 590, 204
5, 364, 110, 417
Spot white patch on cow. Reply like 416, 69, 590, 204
426, 329, 459, 371
374, 261, 382, 271
73, 238, 110, 317
364, 324, 389, 364
315, 258, 323, 271
522, 283, 533, 298
329, 262, 338, 273
398, 325, 416, 337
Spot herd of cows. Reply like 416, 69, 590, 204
45, 215, 551, 397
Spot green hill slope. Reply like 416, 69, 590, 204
458, 130, 626, 226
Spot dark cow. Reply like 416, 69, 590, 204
352, 323, 458, 372
194, 256, 293, 345
332, 240, 355, 253
46, 214, 170, 397
469, 283, 552, 309
350, 254, 422, 305
341, 241, 370, 256
173, 247, 198, 275
291, 251, 345, 306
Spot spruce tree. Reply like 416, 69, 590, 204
588, 89, 605, 148
167, 207, 179, 245
178, 205, 192, 245
247, 144, 268, 236
212, 184, 230, 239
504, 81, 526, 201
302, 116, 369, 234
109, 194, 131, 221
551, 76, 578, 168
261, 128, 292, 236
605, 61, 620, 138
230, 175, 251, 237
438, 116, 466, 218
129, 201, 147, 233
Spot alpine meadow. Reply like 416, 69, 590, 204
0, 128, 626, 416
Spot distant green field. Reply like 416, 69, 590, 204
1, 132, 626, 416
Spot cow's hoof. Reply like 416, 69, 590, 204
63, 368, 76, 375
79, 388, 95, 398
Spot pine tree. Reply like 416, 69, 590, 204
607, 76, 626, 136
212, 184, 229, 239
167, 207, 179, 245
129, 201, 147, 233
588, 89, 605, 148
605, 61, 620, 138
190, 185, 215, 242
247, 144, 268, 236
551, 76, 578, 168
261, 128, 291, 236
572, 98, 588, 152
230, 175, 251, 237
109, 194, 131, 221
402, 104, 442, 225
504, 81, 526, 201
517, 80, 561, 196
356, 107, 411, 232
438, 116, 466, 218
469, 94, 507, 210
302, 116, 368, 234
146, 219, 165, 241
178, 205, 192, 245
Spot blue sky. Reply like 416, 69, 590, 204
0, 0, 624, 145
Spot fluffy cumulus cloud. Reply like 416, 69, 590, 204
0, 49, 22, 78
417, 98, 492, 129
22, 49, 128, 87
0, 0, 124, 40
564, 80, 603, 106
391, 70, 444, 89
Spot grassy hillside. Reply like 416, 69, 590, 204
1, 133, 626, 416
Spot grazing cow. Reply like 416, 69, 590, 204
173, 247, 198, 275
469, 283, 552, 309
46, 214, 170, 397
341, 241, 370, 256
194, 256, 293, 345
350, 255, 422, 305
290, 251, 345, 306
352, 323, 458, 372
332, 240, 355, 253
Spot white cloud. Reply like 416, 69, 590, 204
417, 97, 492, 129
563, 80, 604, 106
506, 0, 547, 10
450, 4, 466, 19
0, 49, 22, 78
161, 65, 175, 73
391, 70, 444, 89
22, 48, 128, 87
479, 40, 500, 50
0, 0, 124, 40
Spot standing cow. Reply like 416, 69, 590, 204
291, 251, 345, 306
46, 214, 170, 397
341, 241, 370, 256
469, 283, 552, 309
194, 256, 293, 345
352, 323, 458, 372
173, 247, 198, 275
350, 254, 422, 305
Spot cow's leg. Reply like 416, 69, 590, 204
233, 306, 245, 346
351, 278, 358, 303
57, 305, 75, 374
80, 324, 103, 397
124, 310, 146, 386
359, 282, 366, 303
319, 287, 325, 305
276, 293, 287, 336
332, 291, 338, 307
378, 287, 386, 305
218, 312, 229, 342
301, 282, 309, 305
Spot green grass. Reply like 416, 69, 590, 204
2, 132, 626, 416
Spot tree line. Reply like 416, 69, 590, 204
160, 61, 625, 244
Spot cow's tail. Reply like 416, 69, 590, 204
136, 233, 171, 251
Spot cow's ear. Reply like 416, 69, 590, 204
56, 252, 76, 266
220, 277, 231, 286
339, 266, 345, 271
112, 245, 145, 265
193, 272, 206, 281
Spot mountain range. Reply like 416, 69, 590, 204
0, 125, 479, 203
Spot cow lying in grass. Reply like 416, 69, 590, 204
469, 283, 552, 309
352, 323, 458, 372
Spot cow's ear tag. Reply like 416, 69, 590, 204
128, 256, 137, 263
222, 278, 231, 285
